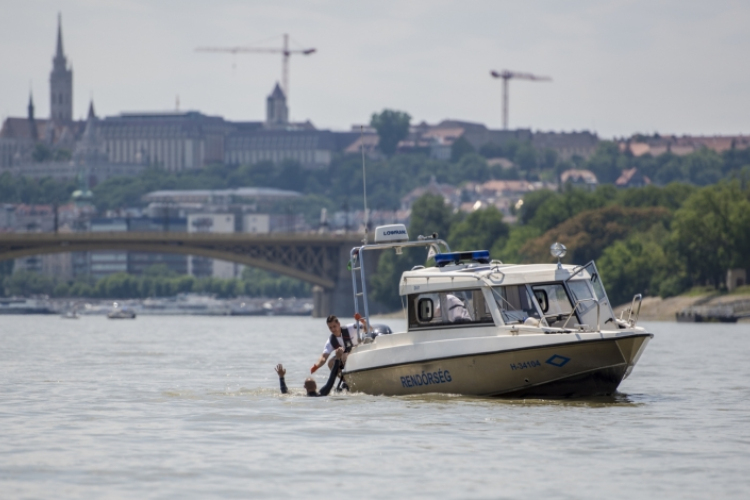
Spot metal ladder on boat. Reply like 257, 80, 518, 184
349, 246, 369, 341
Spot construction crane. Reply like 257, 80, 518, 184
490, 70, 552, 130
196, 34, 316, 100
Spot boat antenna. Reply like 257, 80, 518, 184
361, 125, 369, 244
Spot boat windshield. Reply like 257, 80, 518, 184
530, 283, 575, 328
491, 285, 542, 325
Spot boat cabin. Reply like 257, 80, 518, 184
349, 225, 621, 335
400, 257, 617, 332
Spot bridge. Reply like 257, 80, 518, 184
0, 232, 383, 317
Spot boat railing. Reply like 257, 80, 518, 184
627, 294, 642, 326
562, 298, 600, 331
350, 237, 450, 341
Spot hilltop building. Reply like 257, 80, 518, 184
619, 134, 750, 157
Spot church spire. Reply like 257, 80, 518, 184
87, 99, 96, 120
50, 12, 73, 122
28, 90, 38, 141
28, 91, 35, 121
56, 13, 64, 59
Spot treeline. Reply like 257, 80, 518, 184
89, 140, 750, 215
1, 266, 310, 299
0, 172, 77, 205
3, 134, 750, 219
370, 182, 750, 308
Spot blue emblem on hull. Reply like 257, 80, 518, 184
545, 354, 571, 367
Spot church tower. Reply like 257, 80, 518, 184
265, 82, 288, 127
49, 13, 73, 123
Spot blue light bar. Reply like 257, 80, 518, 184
434, 250, 490, 267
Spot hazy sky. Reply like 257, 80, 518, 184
1, 0, 749, 138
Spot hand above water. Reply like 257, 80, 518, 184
275, 364, 286, 378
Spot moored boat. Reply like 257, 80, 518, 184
341, 225, 653, 398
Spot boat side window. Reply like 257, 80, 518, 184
492, 285, 541, 324
408, 289, 493, 328
531, 283, 574, 328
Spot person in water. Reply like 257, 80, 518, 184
276, 350, 344, 397
310, 314, 368, 373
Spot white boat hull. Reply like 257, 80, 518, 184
343, 329, 652, 398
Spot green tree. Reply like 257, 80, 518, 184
370, 109, 411, 157
449, 206, 508, 252
370, 193, 456, 309
671, 182, 750, 288
598, 229, 680, 305
450, 136, 475, 162
32, 143, 53, 162
521, 205, 671, 264
494, 225, 542, 263
586, 141, 624, 184
3, 270, 55, 296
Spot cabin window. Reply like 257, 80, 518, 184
491, 285, 541, 324
408, 289, 494, 328
531, 284, 574, 327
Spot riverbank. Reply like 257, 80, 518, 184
614, 292, 750, 322
0, 294, 314, 316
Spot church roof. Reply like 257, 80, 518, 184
0, 118, 47, 141
268, 82, 286, 100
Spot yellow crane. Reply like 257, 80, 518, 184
490, 70, 552, 129
196, 34, 316, 101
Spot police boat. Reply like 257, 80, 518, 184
341, 224, 653, 398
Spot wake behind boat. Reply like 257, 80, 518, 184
341, 225, 652, 398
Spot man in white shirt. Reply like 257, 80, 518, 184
310, 314, 368, 374
445, 294, 472, 323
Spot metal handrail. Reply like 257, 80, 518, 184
628, 294, 643, 326
350, 237, 451, 341
561, 298, 600, 331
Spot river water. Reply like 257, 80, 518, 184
1, 315, 749, 499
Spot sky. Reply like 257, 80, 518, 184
1, 0, 749, 139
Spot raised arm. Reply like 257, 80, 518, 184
275, 364, 288, 394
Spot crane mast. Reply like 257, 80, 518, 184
490, 69, 552, 130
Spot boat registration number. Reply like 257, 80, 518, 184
510, 360, 541, 371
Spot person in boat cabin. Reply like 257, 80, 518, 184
276, 356, 343, 397
444, 294, 472, 323
310, 314, 368, 374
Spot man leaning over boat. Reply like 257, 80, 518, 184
310, 314, 368, 373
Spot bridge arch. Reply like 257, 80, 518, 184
0, 233, 365, 315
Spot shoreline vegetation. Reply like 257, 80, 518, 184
369, 181, 750, 311
2, 134, 750, 310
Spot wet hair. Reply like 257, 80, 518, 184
326, 315, 339, 324
304, 377, 317, 392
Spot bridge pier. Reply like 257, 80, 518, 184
312, 245, 386, 318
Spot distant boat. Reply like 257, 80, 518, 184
60, 311, 79, 319
107, 302, 136, 319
